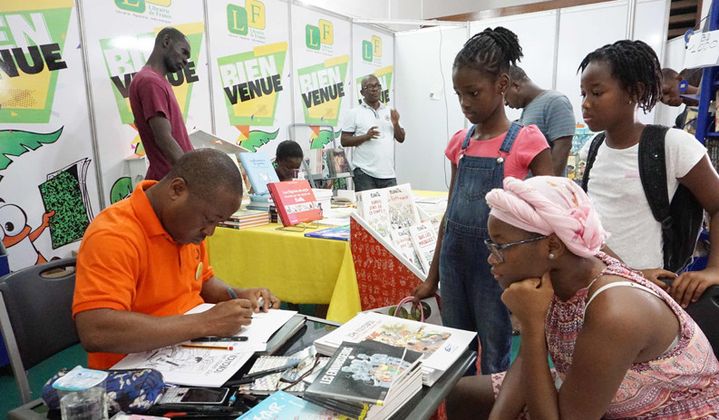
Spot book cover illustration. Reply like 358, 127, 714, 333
356, 188, 390, 238
306, 340, 421, 405
386, 184, 420, 231
408, 221, 438, 274
236, 390, 347, 419
365, 322, 451, 355
316, 312, 476, 386
39, 159, 94, 249
389, 227, 422, 271
239, 152, 280, 195
325, 148, 351, 177
267, 180, 322, 226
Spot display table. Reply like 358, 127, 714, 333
206, 224, 361, 323
9, 316, 475, 420
207, 190, 448, 324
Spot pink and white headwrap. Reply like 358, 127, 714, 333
485, 176, 608, 258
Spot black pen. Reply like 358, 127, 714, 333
225, 361, 301, 386
191, 336, 248, 342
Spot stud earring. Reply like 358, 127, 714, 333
548, 253, 555, 260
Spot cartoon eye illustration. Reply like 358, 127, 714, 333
0, 204, 27, 237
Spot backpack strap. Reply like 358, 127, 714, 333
581, 132, 606, 192
637, 125, 672, 229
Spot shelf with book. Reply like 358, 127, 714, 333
350, 184, 446, 313
302, 147, 354, 190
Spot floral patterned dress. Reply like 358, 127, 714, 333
492, 253, 719, 419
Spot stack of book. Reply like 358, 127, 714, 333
304, 340, 423, 419
246, 193, 274, 212
304, 225, 350, 241
314, 311, 475, 386
219, 209, 271, 230
238, 151, 280, 212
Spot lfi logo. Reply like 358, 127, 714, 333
362, 35, 382, 62
227, 0, 265, 36
305, 19, 333, 50
114, 0, 172, 13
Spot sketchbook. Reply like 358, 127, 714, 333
111, 305, 297, 387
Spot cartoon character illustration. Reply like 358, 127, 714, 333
341, 352, 412, 388
110, 177, 133, 204
235, 126, 280, 152
367, 324, 451, 355
0, 201, 54, 271
0, 128, 63, 182
309, 126, 341, 149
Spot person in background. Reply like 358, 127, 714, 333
274, 140, 304, 181
661, 67, 702, 133
412, 27, 552, 375
580, 40, 719, 307
341, 74, 405, 192
505, 65, 576, 176
73, 149, 280, 370
129, 27, 193, 181
446, 176, 719, 419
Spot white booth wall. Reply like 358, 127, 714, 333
394, 0, 671, 191
0, 0, 395, 272
394, 27, 468, 192
0, 0, 683, 271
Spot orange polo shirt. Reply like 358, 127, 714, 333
73, 180, 214, 369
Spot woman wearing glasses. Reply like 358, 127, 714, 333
446, 176, 719, 420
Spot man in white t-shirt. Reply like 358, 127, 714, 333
341, 75, 405, 192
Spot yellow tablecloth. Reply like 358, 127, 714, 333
206, 223, 361, 323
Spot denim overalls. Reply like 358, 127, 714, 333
440, 122, 521, 375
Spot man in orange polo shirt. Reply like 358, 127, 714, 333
73, 149, 280, 369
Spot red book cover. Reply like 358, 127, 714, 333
267, 180, 322, 226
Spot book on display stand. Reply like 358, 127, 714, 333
267, 180, 322, 227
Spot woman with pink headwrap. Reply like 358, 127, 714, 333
446, 176, 719, 420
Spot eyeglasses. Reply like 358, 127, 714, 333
484, 236, 547, 263
363, 83, 381, 90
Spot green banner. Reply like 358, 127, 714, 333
0, 5, 72, 123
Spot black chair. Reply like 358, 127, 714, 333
685, 285, 719, 359
0, 258, 78, 403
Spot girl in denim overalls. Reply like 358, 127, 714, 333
413, 27, 553, 375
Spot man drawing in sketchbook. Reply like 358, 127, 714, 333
341, 74, 406, 192
73, 149, 280, 370
129, 27, 194, 181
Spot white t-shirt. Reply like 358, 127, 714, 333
587, 128, 706, 269
341, 101, 401, 179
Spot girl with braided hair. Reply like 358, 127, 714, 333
412, 27, 552, 375
578, 40, 719, 309
446, 176, 719, 419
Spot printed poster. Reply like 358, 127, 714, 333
207, 0, 292, 156
0, 0, 101, 271
352, 24, 395, 108
290, 5, 351, 152
80, 0, 211, 205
